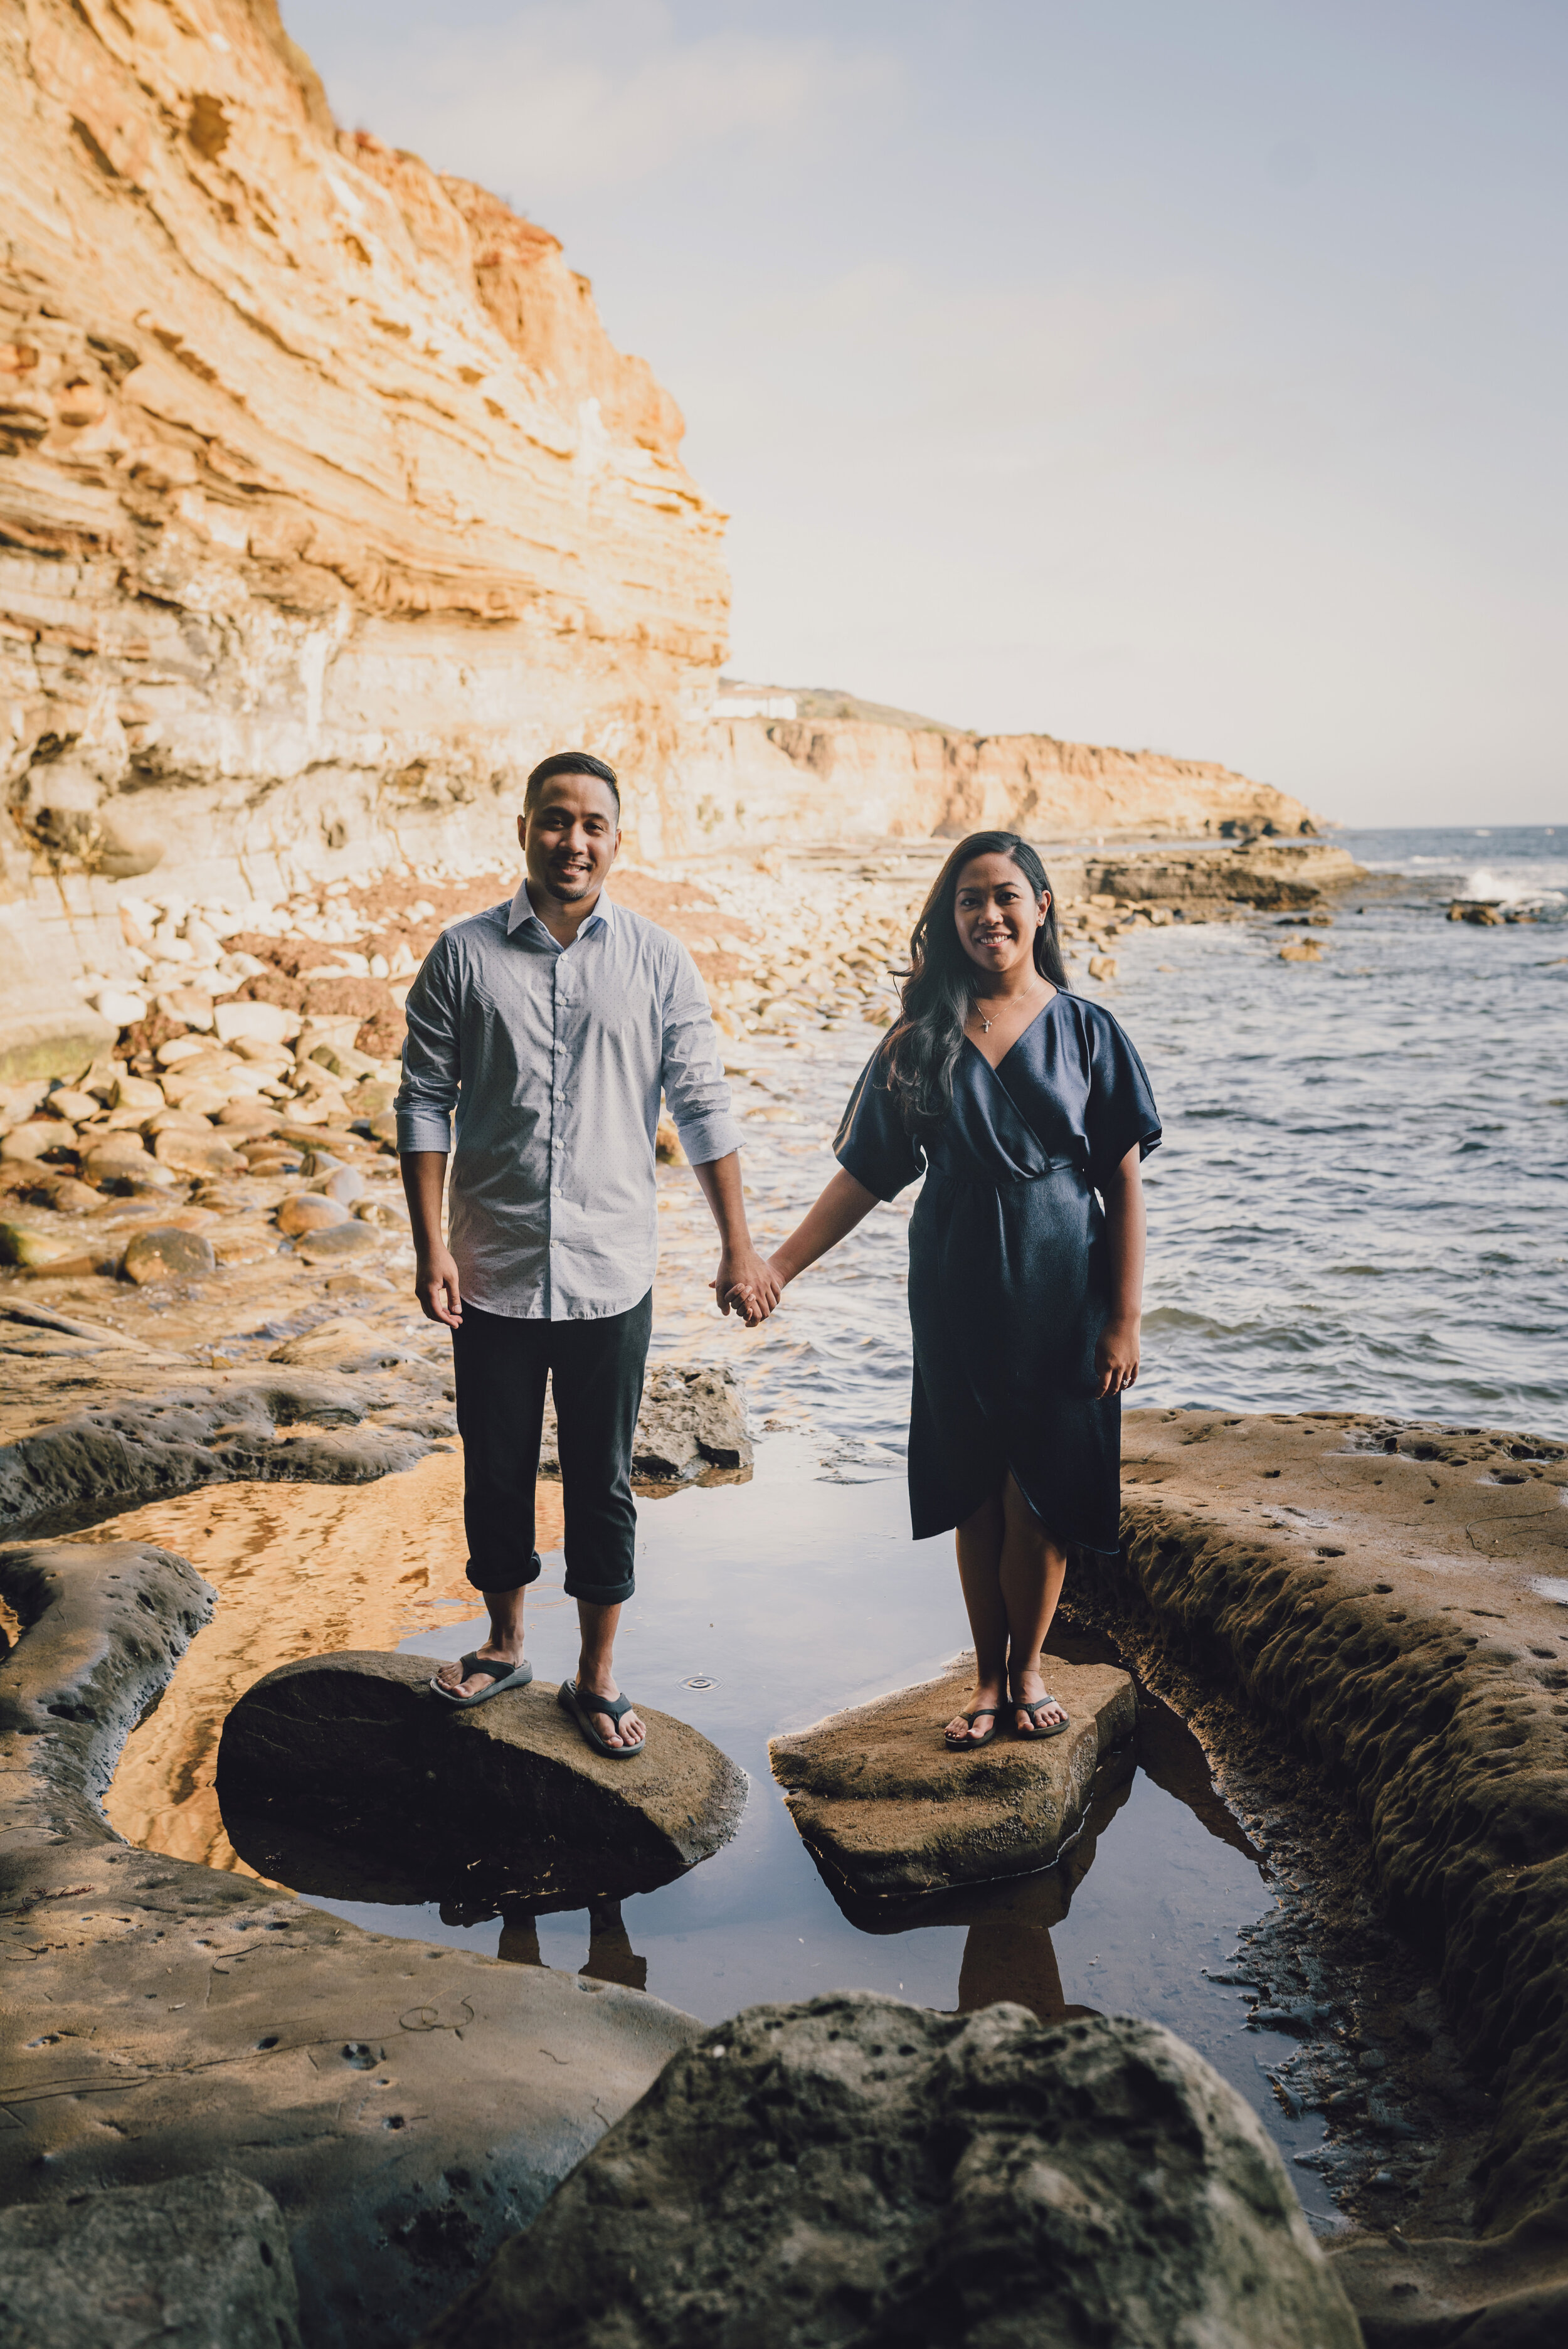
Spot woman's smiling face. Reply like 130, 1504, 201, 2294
953, 852, 1048, 979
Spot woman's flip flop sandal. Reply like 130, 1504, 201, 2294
1012, 1694, 1071, 1740
557, 1678, 645, 1759
429, 1653, 534, 1707
945, 1704, 1000, 1751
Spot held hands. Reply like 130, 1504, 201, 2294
711, 1246, 785, 1328
1094, 1317, 1140, 1399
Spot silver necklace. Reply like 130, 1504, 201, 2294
975, 976, 1039, 1034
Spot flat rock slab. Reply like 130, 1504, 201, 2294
418, 1991, 1360, 2349
218, 1651, 748, 1907
768, 1656, 1135, 1902
0, 1540, 703, 2348
0, 2167, 301, 2349
0, 1844, 696, 2349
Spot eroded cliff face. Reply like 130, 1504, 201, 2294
0, 0, 1322, 1078
685, 716, 1320, 847
0, 0, 727, 1061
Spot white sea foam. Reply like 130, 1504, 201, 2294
1462, 864, 1567, 904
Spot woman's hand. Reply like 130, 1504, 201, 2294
1094, 1318, 1140, 1398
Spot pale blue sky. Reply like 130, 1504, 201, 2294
282, 1, 1565, 824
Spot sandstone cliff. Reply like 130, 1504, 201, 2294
688, 701, 1320, 846
0, 0, 727, 1067
0, 0, 1322, 1079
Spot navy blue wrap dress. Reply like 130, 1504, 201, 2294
834, 991, 1161, 1552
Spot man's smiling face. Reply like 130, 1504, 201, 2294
518, 772, 622, 907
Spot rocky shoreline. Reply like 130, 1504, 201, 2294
4, 1404, 1567, 2342
0, 832, 1359, 1303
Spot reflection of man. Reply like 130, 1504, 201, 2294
396, 751, 778, 1751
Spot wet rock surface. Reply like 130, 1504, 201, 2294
0, 1279, 750, 1540
769, 1655, 1135, 1902
419, 1990, 1362, 2349
217, 1650, 748, 1911
0, 2168, 302, 2349
1073, 1406, 1568, 2337
0, 1539, 701, 2349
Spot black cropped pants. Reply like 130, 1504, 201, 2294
450, 1293, 651, 1606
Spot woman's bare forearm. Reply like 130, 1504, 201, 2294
1101, 1147, 1147, 1329
770, 1168, 881, 1285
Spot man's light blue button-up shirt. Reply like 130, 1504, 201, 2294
394, 883, 741, 1321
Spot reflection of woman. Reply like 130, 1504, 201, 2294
746, 832, 1160, 1749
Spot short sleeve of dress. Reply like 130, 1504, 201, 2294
834, 1044, 924, 1201
1083, 1007, 1162, 1188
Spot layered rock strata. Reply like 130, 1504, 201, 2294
418, 1991, 1362, 2349
1088, 1408, 1568, 2341
0, 3, 1328, 1073
689, 706, 1325, 851
0, 1536, 700, 2347
0, 0, 726, 1066
769, 1654, 1134, 1902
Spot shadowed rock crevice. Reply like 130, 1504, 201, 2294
1079, 1406, 1568, 2340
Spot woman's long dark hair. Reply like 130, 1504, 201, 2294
883, 830, 1068, 1135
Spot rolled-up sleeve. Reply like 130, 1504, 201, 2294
659, 943, 741, 1166
395, 933, 462, 1153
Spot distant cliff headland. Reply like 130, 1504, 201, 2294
1, 0, 1320, 1073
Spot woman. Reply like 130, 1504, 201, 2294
744, 831, 1160, 1749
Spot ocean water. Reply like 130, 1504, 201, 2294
652, 821, 1568, 1441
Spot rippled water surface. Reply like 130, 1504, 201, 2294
651, 823, 1568, 1441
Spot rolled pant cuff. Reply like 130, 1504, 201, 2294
466, 1548, 543, 1595
562, 1572, 635, 1608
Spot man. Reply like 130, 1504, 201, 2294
396, 751, 778, 1752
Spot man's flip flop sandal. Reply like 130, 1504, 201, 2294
1012, 1694, 1071, 1740
429, 1653, 534, 1707
557, 1678, 645, 1759
944, 1705, 1000, 1751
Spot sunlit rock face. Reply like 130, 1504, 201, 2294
0, 0, 1320, 1075
0, 0, 728, 1047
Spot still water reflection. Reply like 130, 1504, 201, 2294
264, 1434, 1340, 2225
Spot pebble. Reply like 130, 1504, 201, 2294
293, 1221, 379, 1262
152, 1130, 246, 1179
121, 1227, 218, 1285
0, 1123, 65, 1162
276, 1193, 351, 1235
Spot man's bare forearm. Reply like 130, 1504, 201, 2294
691, 1150, 781, 1322
401, 1150, 449, 1258
400, 1150, 463, 1327
691, 1150, 753, 1248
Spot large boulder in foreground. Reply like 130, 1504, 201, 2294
418, 1991, 1362, 2349
217, 1650, 748, 1909
768, 1655, 1135, 1902
0, 2168, 300, 2349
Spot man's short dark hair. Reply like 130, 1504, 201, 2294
524, 751, 621, 817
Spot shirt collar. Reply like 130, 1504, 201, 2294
506, 881, 617, 939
